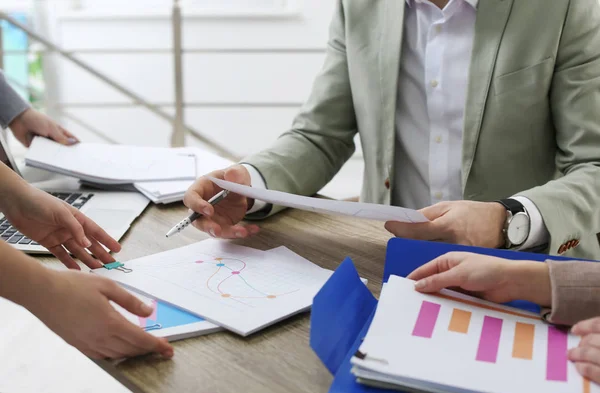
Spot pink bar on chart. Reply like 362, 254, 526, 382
412, 301, 441, 338
148, 300, 158, 321
547, 326, 568, 381
476, 316, 503, 363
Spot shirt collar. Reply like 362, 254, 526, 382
405, 0, 479, 9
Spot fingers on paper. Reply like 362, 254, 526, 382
573, 318, 600, 336
103, 281, 152, 317
48, 245, 81, 270
63, 239, 103, 270
77, 211, 121, 253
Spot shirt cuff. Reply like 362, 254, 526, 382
0, 71, 31, 129
242, 163, 269, 214
511, 196, 550, 250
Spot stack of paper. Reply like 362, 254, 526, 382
25, 138, 197, 185
351, 275, 598, 393
134, 148, 233, 204
94, 239, 338, 336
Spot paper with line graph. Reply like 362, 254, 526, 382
95, 239, 332, 336
209, 177, 429, 223
351, 275, 599, 393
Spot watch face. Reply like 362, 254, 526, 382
507, 212, 530, 245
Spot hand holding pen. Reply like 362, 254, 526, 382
171, 166, 260, 239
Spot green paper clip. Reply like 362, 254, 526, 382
103, 261, 133, 273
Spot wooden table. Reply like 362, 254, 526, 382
38, 203, 394, 393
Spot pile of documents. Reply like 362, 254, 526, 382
25, 138, 232, 204
96, 239, 347, 336
350, 275, 591, 393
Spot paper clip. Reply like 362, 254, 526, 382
143, 323, 162, 331
102, 261, 133, 273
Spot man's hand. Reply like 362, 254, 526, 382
407, 252, 552, 306
183, 164, 260, 239
385, 201, 506, 248
27, 270, 173, 360
570, 318, 600, 385
1, 184, 121, 269
9, 108, 79, 147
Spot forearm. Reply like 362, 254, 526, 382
508, 261, 552, 307
0, 70, 30, 129
0, 162, 30, 212
0, 241, 52, 311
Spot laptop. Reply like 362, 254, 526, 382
0, 133, 150, 254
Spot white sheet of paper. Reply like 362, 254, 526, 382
25, 138, 197, 184
209, 177, 428, 223
94, 239, 332, 336
133, 147, 233, 202
0, 297, 131, 393
351, 276, 599, 393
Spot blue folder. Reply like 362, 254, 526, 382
310, 238, 592, 393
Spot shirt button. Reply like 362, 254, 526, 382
434, 192, 443, 200
430, 80, 439, 88
434, 135, 442, 144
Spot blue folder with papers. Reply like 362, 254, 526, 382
310, 238, 593, 393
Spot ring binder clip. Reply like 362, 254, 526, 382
103, 261, 133, 273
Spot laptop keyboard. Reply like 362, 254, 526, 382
0, 192, 94, 247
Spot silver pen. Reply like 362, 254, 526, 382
165, 190, 230, 237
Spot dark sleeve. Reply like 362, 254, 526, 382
0, 70, 30, 129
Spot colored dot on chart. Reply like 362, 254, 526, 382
195, 260, 204, 264
231, 271, 240, 275
221, 294, 231, 298
267, 295, 277, 299
215, 258, 223, 261
217, 263, 225, 267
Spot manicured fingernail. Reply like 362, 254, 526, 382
203, 208, 212, 216
141, 303, 153, 314
235, 231, 244, 238
67, 138, 78, 145
414, 280, 426, 290
209, 229, 216, 238
83, 237, 92, 248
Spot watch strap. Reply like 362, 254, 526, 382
496, 198, 525, 215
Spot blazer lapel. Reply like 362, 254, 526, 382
379, 0, 405, 195
462, 0, 514, 193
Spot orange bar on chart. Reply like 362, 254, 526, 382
584, 378, 590, 393
448, 308, 472, 334
512, 322, 535, 360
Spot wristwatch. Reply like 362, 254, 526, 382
495, 199, 530, 249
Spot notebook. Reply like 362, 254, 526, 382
25, 138, 197, 185
94, 239, 333, 336
351, 275, 599, 393
113, 288, 222, 341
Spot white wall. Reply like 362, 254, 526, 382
45, 0, 363, 199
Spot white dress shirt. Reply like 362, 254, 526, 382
246, 0, 549, 250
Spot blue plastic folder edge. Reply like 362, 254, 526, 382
310, 238, 597, 393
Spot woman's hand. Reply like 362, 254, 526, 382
569, 318, 600, 384
1, 184, 120, 269
26, 269, 173, 360
407, 252, 552, 306
9, 108, 78, 147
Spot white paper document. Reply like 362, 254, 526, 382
209, 177, 429, 223
351, 276, 599, 393
0, 297, 132, 393
25, 138, 197, 184
133, 147, 233, 203
95, 239, 332, 336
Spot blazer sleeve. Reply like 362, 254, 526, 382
518, 0, 600, 258
0, 70, 30, 129
242, 0, 358, 218
541, 260, 600, 326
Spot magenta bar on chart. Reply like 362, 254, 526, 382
412, 301, 441, 338
476, 316, 503, 363
546, 326, 568, 382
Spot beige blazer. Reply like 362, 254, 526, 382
244, 0, 600, 260
544, 261, 600, 326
